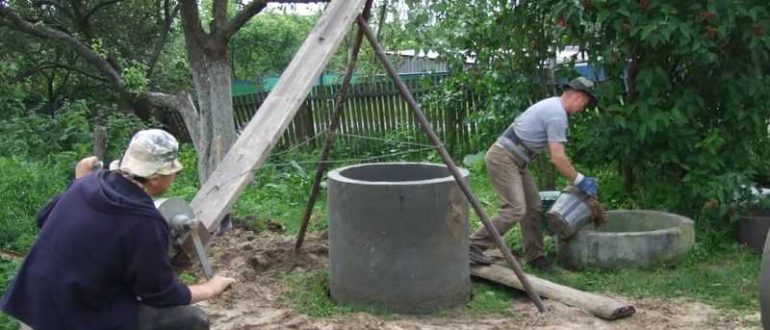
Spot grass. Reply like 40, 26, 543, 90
285, 270, 352, 317
467, 281, 518, 316
264, 152, 762, 318
465, 164, 761, 313
0, 260, 21, 329
286, 269, 518, 317
0, 145, 762, 324
541, 243, 761, 312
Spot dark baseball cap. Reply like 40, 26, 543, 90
564, 76, 597, 107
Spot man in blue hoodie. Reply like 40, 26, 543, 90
1, 129, 235, 330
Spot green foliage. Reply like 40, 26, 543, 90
232, 153, 320, 234
122, 62, 150, 94
0, 100, 146, 163
230, 139, 450, 234
100, 110, 149, 162
0, 61, 28, 118
177, 272, 198, 285
555, 0, 770, 238
229, 13, 316, 78
407, 0, 566, 147
0, 156, 72, 252
758, 196, 770, 210
1, 0, 191, 110
0, 100, 89, 159
0, 260, 22, 329
165, 145, 201, 200
407, 0, 770, 241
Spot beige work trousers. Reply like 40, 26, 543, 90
470, 144, 544, 262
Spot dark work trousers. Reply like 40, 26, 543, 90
136, 304, 209, 330
17, 305, 208, 330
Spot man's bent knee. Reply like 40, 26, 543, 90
182, 306, 209, 330
137, 305, 209, 330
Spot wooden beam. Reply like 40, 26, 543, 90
92, 126, 107, 161
471, 264, 636, 320
188, 0, 367, 237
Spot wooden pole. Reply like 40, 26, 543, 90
295, 0, 374, 253
185, 0, 367, 245
472, 264, 636, 320
356, 16, 546, 313
93, 126, 107, 161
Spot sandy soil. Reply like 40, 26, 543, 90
190, 227, 759, 330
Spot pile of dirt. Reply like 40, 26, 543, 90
189, 227, 758, 330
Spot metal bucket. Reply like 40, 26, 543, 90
545, 185, 592, 239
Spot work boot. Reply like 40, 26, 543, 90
469, 244, 491, 265
527, 256, 555, 273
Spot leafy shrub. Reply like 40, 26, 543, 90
0, 100, 146, 163
165, 145, 200, 200
100, 109, 148, 162
0, 259, 22, 329
0, 155, 73, 252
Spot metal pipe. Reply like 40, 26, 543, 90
295, 0, 374, 253
356, 15, 546, 312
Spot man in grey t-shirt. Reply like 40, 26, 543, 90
469, 77, 599, 272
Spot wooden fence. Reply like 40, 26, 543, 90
162, 75, 483, 157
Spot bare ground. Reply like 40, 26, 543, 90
192, 227, 759, 330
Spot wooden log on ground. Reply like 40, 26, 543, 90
471, 264, 635, 320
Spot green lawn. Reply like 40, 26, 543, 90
227, 153, 761, 315
0, 147, 762, 327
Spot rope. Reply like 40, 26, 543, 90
268, 129, 329, 158
207, 145, 438, 193
334, 132, 437, 148
263, 145, 437, 169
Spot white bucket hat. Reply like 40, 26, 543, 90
119, 129, 183, 178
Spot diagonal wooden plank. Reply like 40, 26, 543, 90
188, 0, 366, 236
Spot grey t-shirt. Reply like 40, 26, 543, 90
508, 96, 568, 151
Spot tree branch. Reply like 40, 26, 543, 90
212, 0, 227, 30
147, 0, 179, 78
223, 0, 266, 39
0, 5, 125, 89
83, 0, 126, 22
143, 91, 202, 150
69, 0, 96, 40
223, 0, 328, 39
179, 0, 207, 49
13, 62, 108, 83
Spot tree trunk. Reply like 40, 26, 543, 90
186, 43, 237, 183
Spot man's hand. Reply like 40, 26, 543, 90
208, 275, 236, 295
575, 176, 599, 196
74, 156, 102, 179
189, 274, 236, 303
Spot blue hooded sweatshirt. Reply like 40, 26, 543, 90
1, 170, 191, 329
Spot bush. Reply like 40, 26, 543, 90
164, 144, 200, 200
0, 100, 147, 163
0, 155, 73, 252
